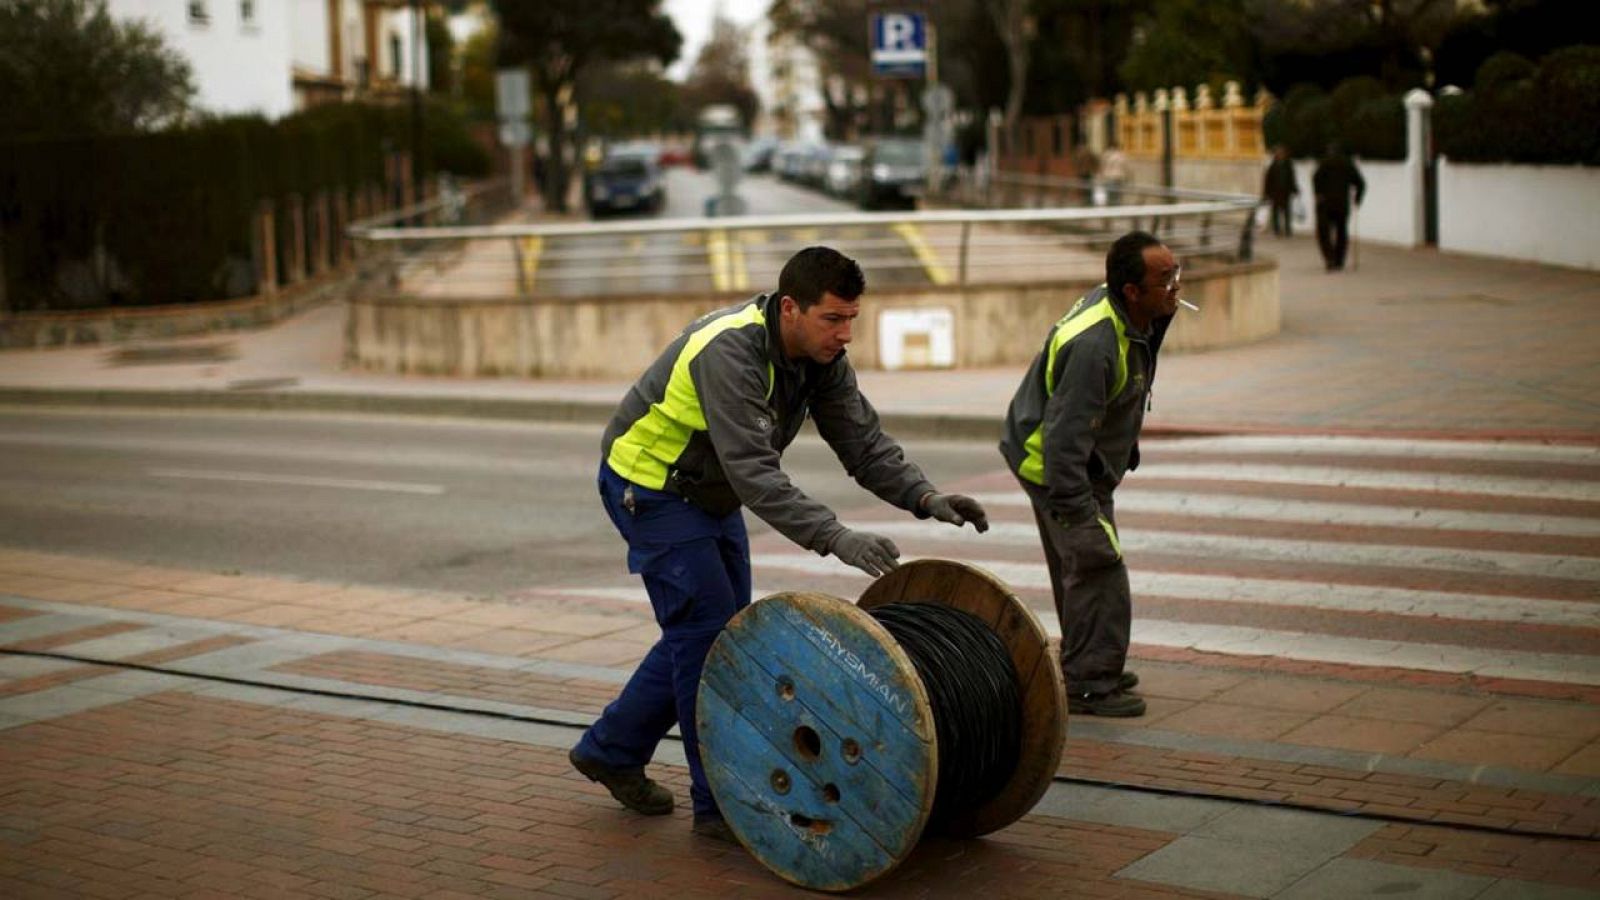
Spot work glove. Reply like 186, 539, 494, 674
828, 529, 902, 578
921, 492, 990, 533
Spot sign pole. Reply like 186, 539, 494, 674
495, 68, 533, 206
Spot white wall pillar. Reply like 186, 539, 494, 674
1404, 88, 1434, 248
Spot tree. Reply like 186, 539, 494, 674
681, 15, 761, 130
0, 0, 194, 138
425, 8, 455, 96
987, 0, 1032, 142
1252, 0, 1460, 92
1119, 0, 1255, 93
458, 23, 498, 122
581, 63, 684, 138
1434, 0, 1600, 89
768, 0, 873, 140
492, 0, 680, 211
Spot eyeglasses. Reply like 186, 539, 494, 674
1150, 265, 1181, 292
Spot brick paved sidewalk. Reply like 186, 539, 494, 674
4, 548, 1598, 898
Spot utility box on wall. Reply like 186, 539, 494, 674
878, 308, 954, 370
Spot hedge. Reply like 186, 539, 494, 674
0, 100, 489, 312
1266, 46, 1600, 167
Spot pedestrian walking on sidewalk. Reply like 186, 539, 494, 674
999, 231, 1178, 718
1099, 141, 1128, 207
1261, 144, 1300, 237
1312, 143, 1366, 270
571, 246, 989, 842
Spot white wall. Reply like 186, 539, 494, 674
290, 0, 329, 74
109, 0, 293, 118
1314, 159, 1420, 248
1438, 161, 1600, 270
378, 8, 429, 89
756, 30, 826, 142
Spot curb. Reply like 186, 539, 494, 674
0, 388, 1009, 440
2, 387, 1596, 445
0, 388, 614, 426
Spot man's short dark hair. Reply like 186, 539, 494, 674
1106, 231, 1162, 299
778, 246, 866, 309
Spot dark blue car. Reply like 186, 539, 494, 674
587, 151, 665, 217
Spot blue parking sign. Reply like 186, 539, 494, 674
871, 12, 926, 78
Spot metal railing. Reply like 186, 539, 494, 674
348, 183, 1256, 299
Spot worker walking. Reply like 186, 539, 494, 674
571, 246, 989, 841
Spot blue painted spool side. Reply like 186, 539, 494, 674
697, 592, 936, 892
701, 627, 926, 837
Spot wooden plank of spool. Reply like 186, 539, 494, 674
858, 558, 1067, 838
697, 591, 937, 893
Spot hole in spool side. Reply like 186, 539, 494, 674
793, 725, 822, 760
789, 813, 834, 835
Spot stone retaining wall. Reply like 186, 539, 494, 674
346, 258, 1278, 379
0, 270, 353, 350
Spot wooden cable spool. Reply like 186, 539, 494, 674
696, 559, 1068, 892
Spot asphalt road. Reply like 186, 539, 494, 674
0, 408, 997, 599
529, 168, 935, 297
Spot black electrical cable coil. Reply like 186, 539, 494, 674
868, 601, 1022, 833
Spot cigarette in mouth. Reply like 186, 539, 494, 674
1179, 299, 1200, 312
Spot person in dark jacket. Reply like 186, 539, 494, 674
1261, 144, 1299, 237
1312, 143, 1366, 270
999, 231, 1178, 718
570, 246, 989, 842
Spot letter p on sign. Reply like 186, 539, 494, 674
871, 11, 926, 75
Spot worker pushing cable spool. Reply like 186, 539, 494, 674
695, 558, 1068, 892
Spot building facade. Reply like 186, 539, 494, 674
756, 25, 825, 142
104, 0, 429, 119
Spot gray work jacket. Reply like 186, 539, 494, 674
602, 292, 935, 553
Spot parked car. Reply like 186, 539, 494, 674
824, 145, 865, 197
658, 145, 692, 166
857, 137, 927, 209
742, 137, 779, 172
587, 149, 665, 217
799, 143, 833, 189
774, 142, 810, 182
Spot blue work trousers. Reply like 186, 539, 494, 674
575, 463, 751, 817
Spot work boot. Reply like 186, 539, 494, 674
568, 748, 674, 815
1118, 670, 1140, 691
1069, 689, 1147, 718
692, 813, 740, 845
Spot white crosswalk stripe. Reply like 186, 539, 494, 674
848, 521, 1600, 581
544, 582, 1600, 685
972, 490, 1600, 538
554, 436, 1600, 688
1144, 434, 1600, 465
1125, 462, 1600, 501
739, 554, 1600, 628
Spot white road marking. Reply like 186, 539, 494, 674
969, 490, 1600, 537
1128, 462, 1600, 501
1126, 620, 1600, 687
1149, 435, 1600, 465
543, 576, 1600, 685
744, 553, 1600, 628
854, 521, 1599, 581
147, 468, 445, 495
